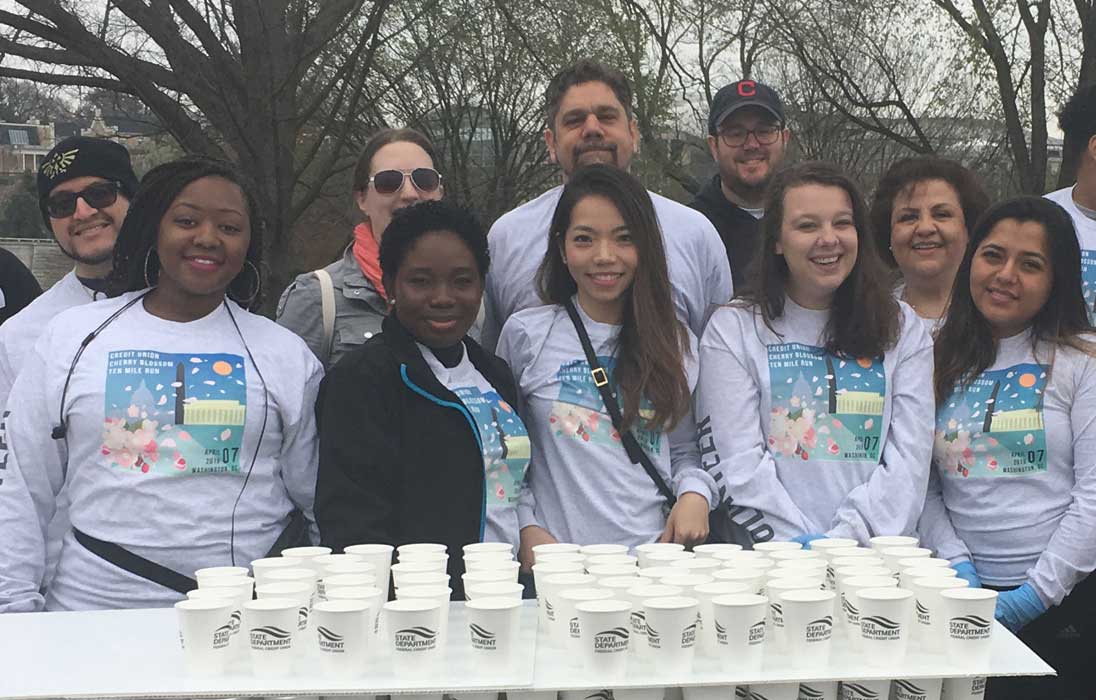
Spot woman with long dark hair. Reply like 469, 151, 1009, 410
922, 196, 1096, 699
496, 164, 715, 565
696, 162, 933, 545
0, 156, 322, 611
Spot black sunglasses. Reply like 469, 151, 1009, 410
46, 180, 122, 219
368, 168, 442, 195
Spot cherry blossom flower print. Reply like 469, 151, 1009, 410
100, 350, 247, 476
551, 356, 661, 453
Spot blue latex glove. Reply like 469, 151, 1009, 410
953, 560, 982, 588
791, 533, 826, 548
995, 583, 1046, 633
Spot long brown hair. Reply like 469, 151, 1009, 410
737, 161, 900, 358
934, 196, 1096, 405
537, 164, 691, 430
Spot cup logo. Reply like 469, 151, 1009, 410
805, 615, 833, 642
715, 620, 728, 645
842, 595, 860, 624
297, 606, 309, 630
860, 615, 902, 640
584, 692, 612, 700
770, 602, 784, 626
736, 689, 749, 699
594, 627, 630, 653
646, 623, 661, 649
916, 600, 931, 626
972, 677, 986, 692
394, 626, 439, 652
891, 680, 928, 700
569, 616, 580, 638
228, 609, 242, 636
250, 625, 292, 650
839, 682, 881, 699
948, 615, 992, 640
799, 685, 825, 699
317, 625, 345, 653
681, 621, 697, 648
469, 623, 497, 651
748, 620, 765, 645
545, 600, 555, 621
630, 610, 647, 635
212, 621, 233, 649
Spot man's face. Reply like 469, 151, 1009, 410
707, 106, 790, 200
47, 175, 129, 267
545, 80, 640, 178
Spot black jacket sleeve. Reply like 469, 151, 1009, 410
0, 248, 41, 325
314, 354, 403, 551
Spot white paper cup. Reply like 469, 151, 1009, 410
399, 572, 451, 590
324, 585, 384, 637
693, 543, 744, 558
869, 535, 918, 552
670, 558, 723, 574
535, 551, 586, 565
910, 576, 969, 646
576, 598, 632, 678
827, 553, 884, 588
466, 581, 524, 600
646, 550, 696, 567
746, 683, 799, 700
176, 598, 235, 675
644, 596, 699, 675
557, 587, 612, 653
890, 678, 942, 700
392, 560, 447, 587
804, 538, 858, 556
712, 550, 774, 567
635, 542, 685, 567
660, 573, 716, 594
531, 561, 585, 626
586, 553, 637, 568
752, 541, 802, 553
312, 599, 371, 676
397, 551, 449, 571
323, 561, 377, 578
857, 587, 913, 666
196, 576, 254, 604
713, 568, 765, 594
465, 596, 521, 665
580, 543, 629, 557
532, 542, 581, 562
900, 565, 958, 589
769, 549, 820, 563
940, 588, 997, 665
384, 598, 442, 675
940, 676, 986, 699
625, 583, 685, 658
250, 556, 300, 587
779, 589, 835, 669
775, 559, 829, 583
264, 567, 318, 602
693, 581, 751, 655
540, 572, 598, 642
464, 542, 513, 556
398, 542, 447, 557
322, 573, 377, 601
711, 593, 767, 672
396, 584, 452, 644
344, 543, 394, 594
797, 682, 838, 700
244, 597, 299, 676
588, 564, 639, 579
599, 575, 643, 593
465, 559, 521, 579
195, 566, 249, 584
283, 545, 332, 559
838, 575, 897, 644
255, 582, 312, 631
765, 578, 822, 651
463, 550, 514, 566
637, 566, 684, 582
834, 565, 893, 592
881, 546, 932, 573
838, 680, 890, 700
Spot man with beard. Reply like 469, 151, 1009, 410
690, 80, 791, 289
481, 59, 732, 350
0, 136, 137, 407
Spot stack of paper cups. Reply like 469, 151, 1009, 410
779, 589, 835, 669
312, 599, 372, 676
466, 596, 522, 665
710, 593, 767, 673
384, 598, 443, 676
176, 598, 235, 675
576, 598, 632, 679
643, 596, 699, 675
243, 597, 300, 676
939, 588, 997, 666
857, 587, 914, 666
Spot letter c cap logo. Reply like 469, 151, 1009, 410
737, 80, 757, 97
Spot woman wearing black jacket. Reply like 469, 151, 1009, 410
315, 200, 529, 599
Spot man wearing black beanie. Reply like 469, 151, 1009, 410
0, 135, 138, 407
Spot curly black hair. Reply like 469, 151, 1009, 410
107, 155, 265, 310
379, 200, 489, 289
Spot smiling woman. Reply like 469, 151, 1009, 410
0, 156, 323, 613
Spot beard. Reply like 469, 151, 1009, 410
55, 217, 117, 267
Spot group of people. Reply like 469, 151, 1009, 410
0, 58, 1092, 699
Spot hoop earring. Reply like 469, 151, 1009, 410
231, 260, 262, 307
143, 249, 159, 288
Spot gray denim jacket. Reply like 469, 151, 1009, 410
276, 244, 387, 369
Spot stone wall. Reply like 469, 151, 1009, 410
0, 237, 70, 288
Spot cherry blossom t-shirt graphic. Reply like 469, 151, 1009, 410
1081, 250, 1096, 324
451, 385, 530, 508
101, 351, 247, 476
549, 356, 661, 454
766, 343, 886, 461
934, 363, 1048, 478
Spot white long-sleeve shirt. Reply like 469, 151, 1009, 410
1046, 186, 1096, 324
496, 300, 715, 546
481, 185, 733, 350
918, 330, 1096, 606
0, 292, 323, 612
695, 297, 934, 544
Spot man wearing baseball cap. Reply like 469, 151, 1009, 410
690, 79, 791, 288
0, 136, 138, 407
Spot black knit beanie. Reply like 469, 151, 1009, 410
37, 136, 139, 228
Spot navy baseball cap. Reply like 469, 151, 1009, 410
708, 80, 786, 135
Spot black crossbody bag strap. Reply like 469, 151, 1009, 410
563, 299, 677, 507
73, 527, 197, 594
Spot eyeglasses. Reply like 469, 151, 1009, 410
368, 168, 442, 195
45, 180, 122, 218
719, 125, 783, 148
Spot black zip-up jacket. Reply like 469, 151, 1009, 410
689, 174, 762, 291
315, 314, 520, 599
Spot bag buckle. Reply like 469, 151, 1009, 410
591, 367, 609, 387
